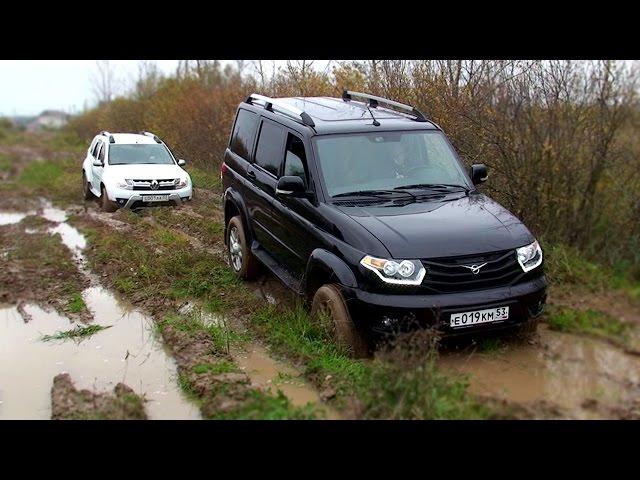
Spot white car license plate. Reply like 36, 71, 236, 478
142, 194, 169, 202
450, 306, 509, 328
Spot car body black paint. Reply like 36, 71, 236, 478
222, 96, 547, 335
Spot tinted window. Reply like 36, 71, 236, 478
254, 121, 285, 176
108, 144, 175, 165
92, 140, 101, 158
230, 109, 259, 160
97, 143, 105, 162
283, 133, 307, 184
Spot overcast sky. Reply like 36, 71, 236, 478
0, 60, 333, 117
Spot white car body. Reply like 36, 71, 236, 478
82, 132, 193, 209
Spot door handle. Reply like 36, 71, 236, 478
247, 168, 256, 180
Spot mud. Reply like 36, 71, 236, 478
233, 343, 340, 419
51, 373, 147, 420
439, 324, 640, 419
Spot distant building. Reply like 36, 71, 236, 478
26, 110, 70, 131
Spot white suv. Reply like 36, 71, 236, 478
82, 131, 193, 211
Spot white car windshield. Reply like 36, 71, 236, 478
108, 144, 175, 165
313, 130, 470, 197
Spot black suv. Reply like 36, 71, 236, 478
221, 91, 547, 356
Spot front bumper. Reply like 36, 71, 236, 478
110, 186, 193, 209
342, 275, 547, 337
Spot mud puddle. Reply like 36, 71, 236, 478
439, 325, 640, 419
0, 288, 200, 419
233, 343, 340, 419
0, 202, 200, 419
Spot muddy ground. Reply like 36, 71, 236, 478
1, 134, 639, 419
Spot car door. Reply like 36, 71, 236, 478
270, 131, 318, 278
246, 118, 286, 256
91, 140, 105, 193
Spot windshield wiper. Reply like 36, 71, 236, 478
333, 189, 416, 200
394, 183, 470, 193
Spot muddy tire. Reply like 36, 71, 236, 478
227, 215, 259, 280
100, 185, 118, 213
311, 284, 369, 358
82, 172, 94, 200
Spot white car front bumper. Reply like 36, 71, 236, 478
108, 185, 193, 209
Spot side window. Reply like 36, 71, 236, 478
283, 133, 308, 185
97, 143, 105, 163
91, 139, 101, 158
230, 109, 259, 160
254, 121, 285, 177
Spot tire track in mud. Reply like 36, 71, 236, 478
80, 203, 340, 419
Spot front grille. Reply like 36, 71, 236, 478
131, 179, 177, 191
421, 249, 524, 293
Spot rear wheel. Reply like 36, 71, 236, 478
311, 284, 369, 358
227, 215, 259, 280
100, 185, 118, 212
82, 172, 94, 200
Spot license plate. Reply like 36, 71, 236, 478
142, 195, 169, 202
450, 306, 509, 328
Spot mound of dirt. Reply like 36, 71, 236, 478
51, 373, 147, 420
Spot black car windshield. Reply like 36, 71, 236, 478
313, 131, 470, 197
108, 144, 175, 165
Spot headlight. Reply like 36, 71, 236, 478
116, 179, 133, 190
175, 177, 189, 188
516, 240, 543, 272
360, 255, 426, 285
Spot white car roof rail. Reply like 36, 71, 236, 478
245, 93, 316, 128
100, 131, 116, 143
342, 90, 428, 122
139, 131, 162, 144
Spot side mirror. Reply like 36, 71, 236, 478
92, 159, 103, 167
470, 163, 488, 185
178, 159, 186, 166
276, 176, 306, 197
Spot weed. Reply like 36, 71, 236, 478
546, 306, 629, 342
211, 390, 317, 420
42, 324, 111, 342
67, 293, 86, 313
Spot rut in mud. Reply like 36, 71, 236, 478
440, 324, 640, 419
0, 204, 200, 419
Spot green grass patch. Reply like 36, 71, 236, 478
193, 360, 238, 375
210, 390, 317, 420
42, 324, 111, 342
67, 293, 86, 313
189, 166, 222, 192
546, 305, 629, 343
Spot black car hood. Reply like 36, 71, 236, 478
335, 193, 534, 258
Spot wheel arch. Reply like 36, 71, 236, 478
223, 188, 252, 246
303, 249, 358, 304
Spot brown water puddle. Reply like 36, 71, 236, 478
0, 288, 200, 420
233, 344, 340, 419
0, 203, 200, 419
439, 325, 640, 419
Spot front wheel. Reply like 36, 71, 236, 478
100, 185, 118, 212
311, 284, 370, 358
227, 215, 259, 280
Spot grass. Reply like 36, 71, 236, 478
210, 390, 317, 420
546, 306, 629, 343
251, 304, 489, 419
42, 324, 112, 342
67, 293, 86, 313
189, 166, 222, 192
193, 360, 238, 375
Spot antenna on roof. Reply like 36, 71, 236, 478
366, 104, 380, 127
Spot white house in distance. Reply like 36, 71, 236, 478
26, 110, 70, 131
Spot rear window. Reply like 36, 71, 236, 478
230, 109, 259, 160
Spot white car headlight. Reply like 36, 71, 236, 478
116, 179, 133, 190
360, 255, 426, 285
516, 240, 543, 272
175, 177, 189, 188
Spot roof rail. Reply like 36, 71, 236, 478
139, 131, 162, 144
342, 90, 428, 122
100, 130, 116, 143
245, 93, 315, 128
